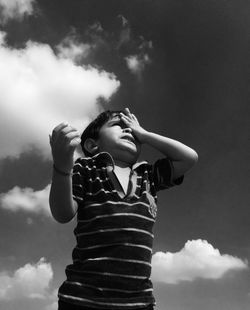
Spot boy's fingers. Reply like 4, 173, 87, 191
124, 108, 132, 116
120, 114, 131, 123
131, 114, 139, 123
125, 107, 131, 113
52, 122, 69, 135
52, 123, 79, 143
69, 137, 81, 149
64, 131, 81, 142
131, 113, 136, 120
120, 112, 130, 118
51, 122, 69, 141
60, 126, 79, 137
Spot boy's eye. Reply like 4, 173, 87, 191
111, 122, 121, 127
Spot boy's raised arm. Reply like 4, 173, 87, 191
49, 122, 81, 223
136, 131, 198, 179
120, 108, 198, 180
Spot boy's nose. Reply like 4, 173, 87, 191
123, 127, 132, 133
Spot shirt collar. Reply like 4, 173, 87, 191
91, 151, 148, 171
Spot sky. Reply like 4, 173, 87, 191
0, 0, 250, 309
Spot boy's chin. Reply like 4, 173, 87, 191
121, 149, 140, 164
121, 140, 140, 152
111, 148, 140, 165
121, 143, 140, 155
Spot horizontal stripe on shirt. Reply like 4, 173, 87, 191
75, 243, 152, 252
87, 177, 110, 183
66, 269, 149, 280
73, 257, 152, 267
85, 188, 118, 196
83, 200, 156, 211
59, 293, 152, 308
78, 213, 155, 223
75, 228, 154, 238
65, 281, 153, 294
72, 195, 83, 201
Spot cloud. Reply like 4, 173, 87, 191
45, 301, 58, 310
0, 185, 51, 216
56, 31, 92, 63
124, 30, 153, 77
0, 31, 120, 159
151, 239, 248, 284
84, 16, 153, 78
125, 53, 151, 76
0, 0, 35, 24
44, 289, 58, 310
116, 15, 131, 48
0, 258, 53, 300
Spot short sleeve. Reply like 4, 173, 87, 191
152, 158, 184, 192
72, 158, 86, 204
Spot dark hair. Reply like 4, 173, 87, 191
80, 110, 122, 157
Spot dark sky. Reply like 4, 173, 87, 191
0, 1, 250, 310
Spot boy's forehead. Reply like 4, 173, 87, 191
101, 112, 122, 128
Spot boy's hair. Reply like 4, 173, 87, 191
80, 110, 122, 157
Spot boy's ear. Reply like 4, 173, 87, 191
84, 138, 99, 155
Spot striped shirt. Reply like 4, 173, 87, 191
58, 152, 183, 309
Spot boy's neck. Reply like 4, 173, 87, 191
113, 159, 131, 169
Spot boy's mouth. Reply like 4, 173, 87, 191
121, 134, 136, 144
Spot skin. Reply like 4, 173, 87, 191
49, 108, 198, 223
49, 122, 81, 222
49, 122, 81, 174
86, 113, 142, 167
120, 108, 198, 180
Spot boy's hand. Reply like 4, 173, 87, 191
49, 122, 81, 173
120, 108, 147, 143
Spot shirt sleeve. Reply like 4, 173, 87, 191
72, 158, 86, 204
152, 158, 184, 192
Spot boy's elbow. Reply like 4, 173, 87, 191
179, 150, 198, 173
49, 200, 76, 224
55, 215, 74, 224
191, 150, 199, 163
50, 208, 75, 223
187, 150, 198, 169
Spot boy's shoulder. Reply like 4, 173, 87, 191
75, 152, 113, 168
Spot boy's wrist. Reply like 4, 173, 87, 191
136, 128, 150, 144
53, 164, 73, 176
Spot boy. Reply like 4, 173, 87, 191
49, 108, 198, 310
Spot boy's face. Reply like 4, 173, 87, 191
96, 114, 141, 165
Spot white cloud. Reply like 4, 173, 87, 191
0, 258, 53, 300
151, 239, 248, 284
0, 31, 120, 159
0, 0, 35, 24
125, 53, 151, 76
88, 21, 104, 33
116, 15, 131, 48
56, 32, 91, 63
81, 17, 153, 79
120, 20, 152, 78
44, 289, 58, 310
118, 14, 129, 27
45, 301, 58, 310
0, 185, 51, 216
